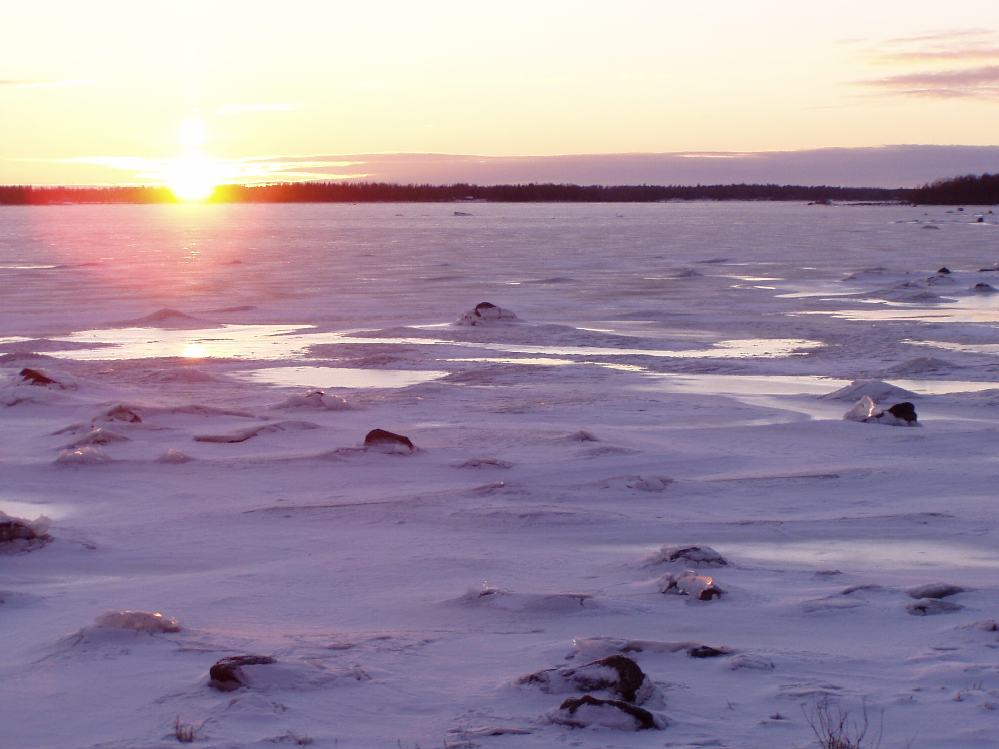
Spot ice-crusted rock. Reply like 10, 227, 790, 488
0, 511, 51, 543
94, 610, 181, 632
907, 598, 963, 616
363, 428, 415, 453
645, 544, 728, 567
68, 427, 128, 447
843, 397, 919, 426
906, 582, 964, 599
272, 389, 351, 410
822, 379, 917, 402
547, 695, 667, 730
658, 570, 724, 600
55, 445, 113, 465
518, 655, 659, 705
455, 302, 519, 326
208, 655, 277, 691
156, 448, 192, 464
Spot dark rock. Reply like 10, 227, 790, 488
102, 404, 143, 423
886, 402, 918, 423
970, 283, 998, 293
363, 428, 414, 450
18, 368, 58, 387
687, 646, 726, 658
208, 655, 276, 691
657, 544, 728, 567
474, 302, 497, 313
937, 267, 951, 274
0, 520, 38, 543
659, 570, 724, 600
549, 695, 663, 730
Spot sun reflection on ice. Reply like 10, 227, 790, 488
182, 344, 208, 358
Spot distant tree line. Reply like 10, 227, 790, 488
2, 173, 998, 205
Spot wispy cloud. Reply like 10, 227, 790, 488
214, 103, 305, 115
860, 65, 999, 99
853, 29, 999, 100
0, 79, 95, 90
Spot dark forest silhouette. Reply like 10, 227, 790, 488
1, 172, 998, 205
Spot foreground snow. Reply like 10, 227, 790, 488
1, 202, 998, 748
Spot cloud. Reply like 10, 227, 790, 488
214, 103, 305, 115
853, 29, 999, 99
859, 65, 999, 99
0, 79, 95, 90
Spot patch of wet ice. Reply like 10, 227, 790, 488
235, 366, 448, 389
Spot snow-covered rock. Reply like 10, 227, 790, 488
271, 389, 351, 410
0, 511, 51, 543
546, 695, 667, 730
155, 448, 192, 464
645, 544, 728, 567
907, 598, 963, 615
455, 302, 519, 326
571, 636, 730, 661
518, 655, 660, 705
906, 582, 964, 599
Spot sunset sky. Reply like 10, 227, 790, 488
2, 1, 998, 187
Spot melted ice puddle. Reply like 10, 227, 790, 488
236, 366, 448, 389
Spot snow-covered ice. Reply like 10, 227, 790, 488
2, 202, 999, 748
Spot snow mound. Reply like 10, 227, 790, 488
0, 511, 51, 543
118, 308, 219, 329
563, 429, 598, 442
96, 403, 144, 423
658, 570, 724, 600
271, 389, 351, 410
593, 475, 671, 492
907, 598, 963, 616
137, 368, 222, 383
457, 585, 597, 613
194, 420, 320, 443
970, 282, 998, 293
822, 379, 917, 402
94, 610, 181, 633
546, 695, 667, 730
644, 544, 728, 567
454, 457, 513, 469
455, 302, 519, 326
572, 636, 731, 661
55, 445, 113, 465
881, 356, 959, 376
518, 655, 660, 706
156, 448, 192, 464
727, 654, 775, 670
843, 397, 920, 426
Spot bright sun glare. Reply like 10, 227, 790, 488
166, 117, 219, 202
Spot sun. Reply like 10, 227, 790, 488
166, 156, 218, 203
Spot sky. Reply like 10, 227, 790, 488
2, 1, 998, 188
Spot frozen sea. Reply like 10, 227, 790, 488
1, 202, 998, 748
